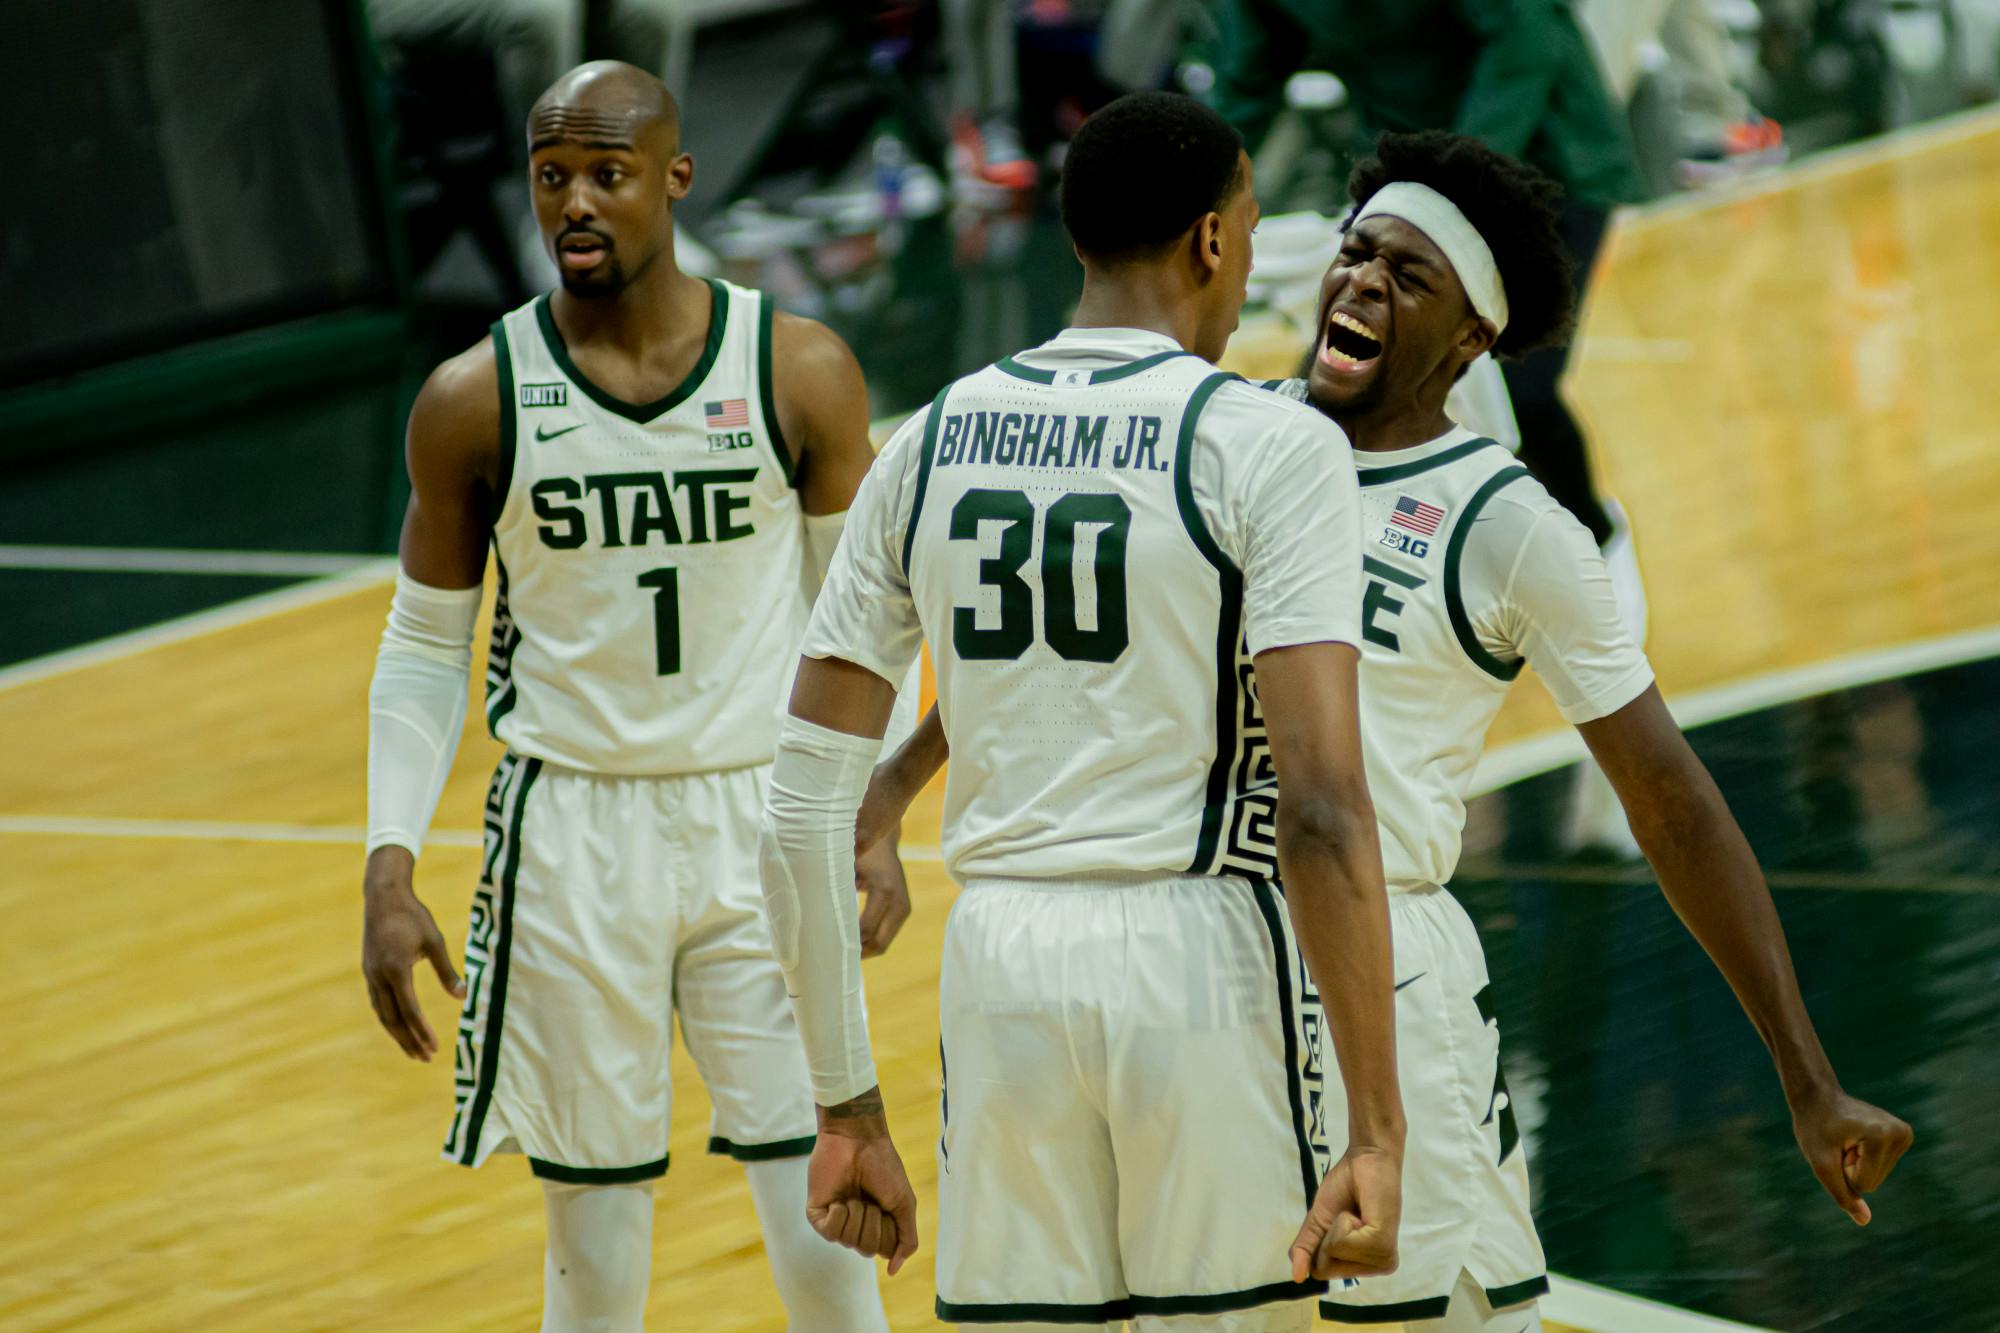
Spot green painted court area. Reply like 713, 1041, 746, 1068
1457, 658, 2000, 1332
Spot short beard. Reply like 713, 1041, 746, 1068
559, 260, 628, 299
1307, 373, 1386, 424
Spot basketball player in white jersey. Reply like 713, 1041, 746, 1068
859, 130, 1915, 1332
356, 63, 909, 1332
757, 92, 1405, 1330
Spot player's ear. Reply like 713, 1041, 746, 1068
1194, 212, 1224, 277
665, 151, 695, 202
1458, 314, 1497, 360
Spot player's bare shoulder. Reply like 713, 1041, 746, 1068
769, 308, 872, 506
406, 336, 504, 492
770, 309, 863, 381
769, 312, 868, 435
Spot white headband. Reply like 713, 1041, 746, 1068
1350, 181, 1509, 335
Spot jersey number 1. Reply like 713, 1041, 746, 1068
949, 488, 1130, 663
636, 567, 680, 675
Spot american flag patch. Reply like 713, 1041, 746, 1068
1391, 495, 1446, 536
705, 398, 749, 429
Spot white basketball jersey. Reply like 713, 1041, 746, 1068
485, 279, 808, 776
1262, 379, 1533, 888
875, 345, 1360, 882
1349, 433, 1532, 889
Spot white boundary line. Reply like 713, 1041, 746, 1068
1542, 1274, 1775, 1332
0, 559, 397, 695
0, 545, 377, 577
5, 612, 1994, 860
13, 824, 1985, 895
1471, 622, 2000, 795
0, 814, 480, 848
1614, 103, 2000, 235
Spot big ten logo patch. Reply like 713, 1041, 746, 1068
707, 430, 755, 453
1378, 528, 1429, 557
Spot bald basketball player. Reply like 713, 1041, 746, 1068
358, 63, 909, 1331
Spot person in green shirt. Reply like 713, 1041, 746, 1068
1208, 0, 1641, 550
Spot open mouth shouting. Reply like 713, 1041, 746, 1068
1320, 308, 1384, 374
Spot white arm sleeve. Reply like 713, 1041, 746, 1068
1468, 492, 1655, 724
759, 714, 881, 1106
366, 572, 482, 857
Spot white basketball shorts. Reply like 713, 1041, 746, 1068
1317, 886, 1547, 1323
440, 751, 816, 1182
933, 872, 1327, 1327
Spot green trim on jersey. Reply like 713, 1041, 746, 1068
1444, 466, 1533, 682
900, 385, 952, 576
940, 1275, 1330, 1326
529, 1154, 669, 1184
1087, 349, 1197, 383
1484, 1276, 1550, 1309
937, 1296, 1134, 1324
992, 348, 1196, 386
756, 295, 797, 488
531, 279, 729, 423
1320, 1295, 1453, 1323
490, 318, 518, 523
1169, 373, 1243, 577
706, 1134, 815, 1162
1473, 984, 1524, 1164
1355, 438, 1498, 487
452, 754, 542, 1165
1171, 372, 1246, 876
483, 551, 521, 729
1249, 881, 1323, 1214
993, 355, 1056, 384
1127, 1279, 1329, 1318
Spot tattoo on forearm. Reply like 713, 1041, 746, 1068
824, 1088, 884, 1120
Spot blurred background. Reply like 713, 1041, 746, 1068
9, 0, 2000, 608
4, 3, 1999, 1331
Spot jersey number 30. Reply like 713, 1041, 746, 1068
948, 488, 1130, 663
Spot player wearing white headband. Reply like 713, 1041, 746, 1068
853, 129, 1912, 1333
1288, 131, 1910, 1331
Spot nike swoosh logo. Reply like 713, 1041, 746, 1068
535, 422, 583, 441
1394, 973, 1426, 992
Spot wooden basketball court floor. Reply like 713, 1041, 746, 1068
4, 110, 1999, 1331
